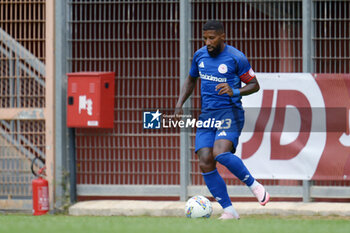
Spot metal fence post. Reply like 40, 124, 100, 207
302, 0, 313, 203
302, 180, 311, 202
179, 0, 191, 201
65, 0, 77, 205
303, 0, 313, 73
55, 0, 72, 208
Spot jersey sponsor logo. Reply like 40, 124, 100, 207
218, 64, 228, 74
199, 71, 227, 83
199, 61, 205, 68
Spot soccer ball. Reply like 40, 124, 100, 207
185, 195, 213, 218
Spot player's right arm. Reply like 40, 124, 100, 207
174, 75, 197, 121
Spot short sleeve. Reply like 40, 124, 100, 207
236, 52, 256, 84
189, 52, 199, 78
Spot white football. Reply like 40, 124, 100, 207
185, 195, 213, 218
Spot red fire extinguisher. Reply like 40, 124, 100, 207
31, 157, 49, 215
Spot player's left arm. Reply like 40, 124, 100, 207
216, 75, 260, 97
238, 75, 260, 96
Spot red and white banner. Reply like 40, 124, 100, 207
221, 73, 350, 180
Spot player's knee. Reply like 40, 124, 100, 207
213, 147, 231, 158
213, 148, 224, 158
199, 155, 216, 173
213, 140, 233, 157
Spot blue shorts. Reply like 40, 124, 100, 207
195, 108, 244, 153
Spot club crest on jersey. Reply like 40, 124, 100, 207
218, 64, 228, 74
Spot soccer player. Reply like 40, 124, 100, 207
175, 20, 270, 220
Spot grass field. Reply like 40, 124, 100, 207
1, 214, 350, 233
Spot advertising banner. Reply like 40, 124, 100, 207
220, 73, 350, 180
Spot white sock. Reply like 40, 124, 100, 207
223, 205, 239, 218
249, 180, 260, 190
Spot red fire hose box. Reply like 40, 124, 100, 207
67, 72, 115, 128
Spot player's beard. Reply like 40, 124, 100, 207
207, 45, 222, 57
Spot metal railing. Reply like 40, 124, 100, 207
0, 0, 46, 207
0, 27, 46, 166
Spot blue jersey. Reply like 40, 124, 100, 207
189, 44, 255, 110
